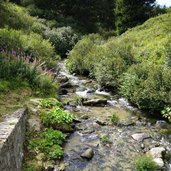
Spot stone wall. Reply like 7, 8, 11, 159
0, 108, 27, 171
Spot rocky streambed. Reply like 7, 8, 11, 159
56, 61, 171, 171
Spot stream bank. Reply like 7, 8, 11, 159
56, 60, 171, 171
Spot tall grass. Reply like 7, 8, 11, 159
0, 50, 57, 96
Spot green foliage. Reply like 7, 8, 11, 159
29, 128, 65, 160
67, 34, 132, 88
67, 13, 171, 112
120, 63, 171, 111
44, 26, 79, 57
100, 134, 110, 144
0, 2, 34, 30
40, 98, 62, 109
0, 28, 55, 63
66, 34, 104, 76
23, 164, 37, 171
161, 107, 171, 122
0, 80, 10, 92
0, 54, 57, 97
134, 155, 159, 171
110, 112, 119, 125
40, 107, 73, 126
73, 95, 84, 105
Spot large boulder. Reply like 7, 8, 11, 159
147, 147, 166, 168
147, 147, 165, 158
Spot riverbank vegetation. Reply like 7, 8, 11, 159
23, 98, 74, 170
67, 12, 171, 116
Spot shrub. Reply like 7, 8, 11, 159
67, 13, 171, 114
120, 63, 171, 111
23, 164, 37, 171
31, 19, 47, 35
110, 112, 119, 125
0, 2, 34, 30
40, 107, 73, 127
94, 49, 127, 88
134, 155, 159, 171
40, 98, 62, 109
0, 53, 57, 97
0, 80, 10, 92
161, 107, 171, 122
44, 26, 79, 56
29, 128, 65, 160
0, 28, 55, 65
66, 34, 104, 75
67, 34, 132, 88
100, 134, 110, 144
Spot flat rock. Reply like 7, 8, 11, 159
131, 133, 150, 142
81, 148, 94, 160
83, 99, 107, 106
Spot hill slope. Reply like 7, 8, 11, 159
67, 12, 171, 113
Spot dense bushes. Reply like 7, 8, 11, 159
26, 98, 74, 165
44, 26, 79, 57
66, 34, 105, 75
0, 28, 55, 65
67, 13, 171, 112
67, 34, 133, 88
0, 53, 57, 96
120, 63, 171, 111
0, 2, 79, 57
0, 2, 34, 30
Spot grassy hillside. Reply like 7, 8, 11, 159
67, 12, 171, 113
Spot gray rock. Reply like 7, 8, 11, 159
131, 133, 150, 142
81, 148, 94, 160
153, 158, 164, 168
155, 120, 168, 128
83, 99, 107, 106
147, 147, 166, 158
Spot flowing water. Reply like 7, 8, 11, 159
57, 61, 171, 171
